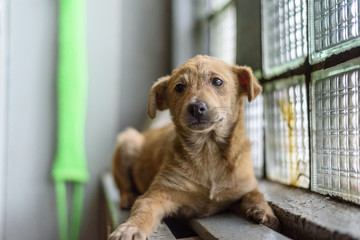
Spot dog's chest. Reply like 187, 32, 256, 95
174, 136, 248, 216
177, 178, 240, 218
191, 144, 240, 201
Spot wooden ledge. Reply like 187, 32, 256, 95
102, 173, 176, 240
258, 180, 360, 240
189, 213, 288, 240
102, 172, 288, 239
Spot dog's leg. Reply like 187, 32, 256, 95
108, 189, 179, 240
112, 128, 144, 209
232, 189, 279, 230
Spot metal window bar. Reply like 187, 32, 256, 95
264, 76, 310, 188
311, 58, 360, 204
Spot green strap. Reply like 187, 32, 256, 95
55, 183, 85, 240
55, 182, 68, 240
70, 184, 85, 240
52, 0, 89, 239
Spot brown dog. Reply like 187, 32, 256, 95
109, 55, 279, 240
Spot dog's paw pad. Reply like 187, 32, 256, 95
108, 224, 146, 240
246, 206, 280, 231
246, 207, 265, 221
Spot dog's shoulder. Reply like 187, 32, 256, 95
142, 124, 175, 142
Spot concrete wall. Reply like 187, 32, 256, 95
236, 0, 262, 70
119, 1, 171, 130
172, 0, 196, 69
1, 0, 171, 239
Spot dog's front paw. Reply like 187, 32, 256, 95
108, 224, 147, 240
246, 205, 279, 231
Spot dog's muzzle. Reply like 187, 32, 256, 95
184, 101, 219, 131
187, 101, 208, 121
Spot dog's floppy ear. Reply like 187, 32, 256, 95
233, 66, 262, 102
148, 75, 170, 119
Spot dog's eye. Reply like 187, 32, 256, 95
175, 84, 185, 93
212, 78, 223, 86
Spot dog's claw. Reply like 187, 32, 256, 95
246, 206, 280, 231
108, 224, 147, 240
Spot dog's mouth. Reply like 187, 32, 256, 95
181, 101, 225, 132
188, 121, 214, 131
186, 117, 224, 131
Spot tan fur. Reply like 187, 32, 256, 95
108, 55, 279, 240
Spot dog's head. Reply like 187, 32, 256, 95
148, 55, 262, 133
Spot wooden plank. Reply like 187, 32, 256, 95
178, 237, 202, 240
189, 213, 289, 240
101, 172, 176, 240
258, 180, 360, 240
151, 223, 177, 240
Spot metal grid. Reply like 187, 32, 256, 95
309, 0, 360, 63
262, 0, 308, 78
311, 58, 360, 204
264, 76, 310, 188
210, 3, 237, 64
245, 94, 264, 178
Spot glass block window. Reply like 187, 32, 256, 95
262, 0, 308, 78
210, 2, 237, 64
264, 76, 310, 188
311, 58, 360, 204
245, 94, 264, 178
208, 0, 231, 10
309, 0, 360, 63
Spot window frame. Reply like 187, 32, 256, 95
194, 0, 237, 64
192, 0, 360, 208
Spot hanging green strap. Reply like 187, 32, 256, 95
52, 0, 89, 240
54, 183, 85, 240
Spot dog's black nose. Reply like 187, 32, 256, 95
188, 101, 208, 120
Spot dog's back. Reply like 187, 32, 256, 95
112, 124, 174, 208
132, 124, 175, 193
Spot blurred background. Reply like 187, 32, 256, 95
2, 0, 360, 239
0, 0, 260, 239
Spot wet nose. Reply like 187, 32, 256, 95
187, 101, 208, 120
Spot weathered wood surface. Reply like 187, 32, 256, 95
103, 172, 291, 240
102, 173, 176, 240
189, 213, 289, 240
259, 180, 360, 240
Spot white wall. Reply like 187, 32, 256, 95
172, 0, 196, 69
5, 1, 59, 239
1, 0, 171, 239
0, 0, 8, 238
119, 0, 171, 130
